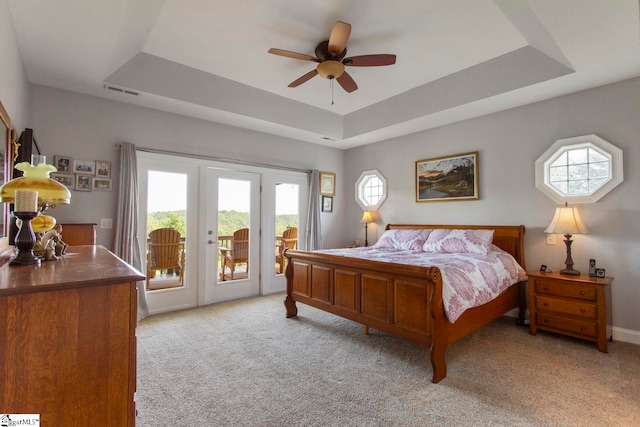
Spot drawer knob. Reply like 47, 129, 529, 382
544, 318, 550, 323
580, 291, 586, 295
543, 302, 549, 307
580, 326, 586, 331
543, 286, 549, 291
580, 308, 586, 313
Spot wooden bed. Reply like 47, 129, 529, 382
284, 224, 526, 383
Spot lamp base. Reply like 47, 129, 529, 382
560, 267, 580, 276
10, 211, 41, 266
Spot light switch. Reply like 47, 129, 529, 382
100, 218, 113, 229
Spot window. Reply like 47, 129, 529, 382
355, 170, 387, 210
535, 135, 623, 203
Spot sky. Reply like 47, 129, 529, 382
147, 171, 298, 214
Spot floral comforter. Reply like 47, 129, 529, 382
314, 245, 527, 323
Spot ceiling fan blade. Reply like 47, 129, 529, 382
268, 48, 318, 62
328, 21, 351, 56
343, 54, 397, 67
336, 71, 358, 93
288, 69, 318, 87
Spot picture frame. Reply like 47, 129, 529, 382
95, 160, 111, 178
74, 174, 92, 191
321, 195, 333, 212
53, 155, 72, 173
73, 160, 96, 175
50, 172, 75, 189
415, 151, 479, 202
92, 177, 112, 191
319, 171, 336, 196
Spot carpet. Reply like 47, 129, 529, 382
135, 293, 640, 426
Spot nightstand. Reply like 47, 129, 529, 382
528, 270, 612, 352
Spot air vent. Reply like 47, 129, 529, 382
103, 84, 140, 96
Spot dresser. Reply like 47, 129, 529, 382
528, 270, 612, 352
0, 246, 144, 426
59, 222, 97, 245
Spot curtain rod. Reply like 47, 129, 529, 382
118, 144, 312, 174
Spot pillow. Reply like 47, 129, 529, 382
373, 229, 433, 250
422, 229, 494, 255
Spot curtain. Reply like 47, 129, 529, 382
305, 169, 322, 250
113, 142, 149, 320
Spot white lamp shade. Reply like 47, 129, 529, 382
360, 211, 373, 224
545, 205, 590, 235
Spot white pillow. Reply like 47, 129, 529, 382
422, 229, 494, 255
373, 229, 432, 250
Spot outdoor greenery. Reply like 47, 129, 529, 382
147, 210, 298, 238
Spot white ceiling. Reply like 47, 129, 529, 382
7, 0, 640, 149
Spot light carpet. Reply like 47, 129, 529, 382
135, 293, 640, 426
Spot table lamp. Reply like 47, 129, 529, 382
544, 202, 590, 276
360, 210, 373, 247
0, 160, 71, 265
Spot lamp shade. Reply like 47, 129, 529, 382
0, 162, 71, 207
544, 203, 590, 235
317, 60, 345, 79
360, 211, 373, 224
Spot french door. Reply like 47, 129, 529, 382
201, 167, 260, 304
138, 154, 199, 314
138, 151, 308, 314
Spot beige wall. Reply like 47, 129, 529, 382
27, 85, 346, 250
345, 77, 640, 339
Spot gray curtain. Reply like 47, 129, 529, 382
113, 142, 149, 320
305, 169, 322, 250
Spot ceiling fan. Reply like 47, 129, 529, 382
268, 21, 396, 93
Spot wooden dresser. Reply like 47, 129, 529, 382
59, 223, 97, 246
528, 270, 612, 352
0, 246, 144, 426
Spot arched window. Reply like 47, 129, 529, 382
535, 135, 623, 203
355, 170, 387, 210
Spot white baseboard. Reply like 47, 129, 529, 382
612, 326, 640, 346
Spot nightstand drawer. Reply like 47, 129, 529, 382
535, 312, 597, 338
534, 280, 597, 301
535, 295, 597, 319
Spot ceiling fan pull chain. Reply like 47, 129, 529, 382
331, 79, 334, 105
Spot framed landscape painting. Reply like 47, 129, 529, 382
415, 151, 479, 202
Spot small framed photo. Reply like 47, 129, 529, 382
51, 172, 75, 188
73, 160, 96, 175
53, 155, 72, 173
92, 177, 112, 191
320, 171, 336, 196
95, 160, 111, 178
322, 195, 333, 212
74, 174, 93, 191
595, 268, 606, 278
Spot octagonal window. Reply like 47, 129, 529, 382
355, 170, 387, 210
535, 135, 623, 203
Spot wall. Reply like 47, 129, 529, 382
345, 77, 640, 341
27, 85, 345, 249
0, 0, 29, 130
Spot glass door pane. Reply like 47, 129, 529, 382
275, 183, 299, 275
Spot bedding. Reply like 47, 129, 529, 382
315, 244, 527, 322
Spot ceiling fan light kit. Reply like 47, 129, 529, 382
268, 20, 396, 94
317, 60, 345, 79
